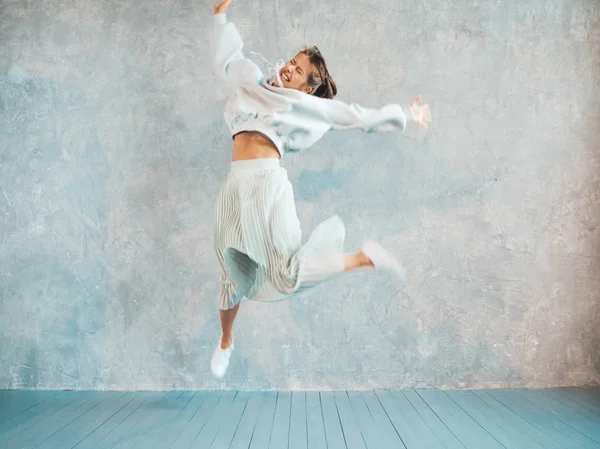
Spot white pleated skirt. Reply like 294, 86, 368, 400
214, 158, 346, 310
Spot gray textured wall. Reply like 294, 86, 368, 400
1, 0, 599, 391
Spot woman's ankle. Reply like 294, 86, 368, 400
359, 251, 374, 268
221, 334, 234, 350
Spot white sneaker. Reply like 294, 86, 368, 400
362, 240, 407, 283
211, 338, 234, 379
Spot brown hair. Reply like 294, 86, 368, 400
299, 46, 337, 99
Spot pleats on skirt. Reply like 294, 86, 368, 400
214, 158, 346, 310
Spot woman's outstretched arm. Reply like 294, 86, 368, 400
211, 0, 263, 87
323, 95, 431, 133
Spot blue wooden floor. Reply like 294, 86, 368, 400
1, 388, 600, 449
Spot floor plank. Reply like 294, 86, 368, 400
445, 390, 546, 449
132, 391, 196, 449
288, 392, 307, 449
37, 391, 130, 449
400, 390, 466, 449
305, 392, 327, 449
333, 390, 366, 449
169, 391, 223, 449
269, 392, 292, 449
145, 391, 207, 449
515, 389, 600, 444
249, 391, 277, 449
210, 391, 250, 449
416, 389, 505, 449
359, 391, 406, 449
229, 392, 264, 449
0, 390, 81, 439
1, 388, 599, 449
487, 389, 598, 449
546, 388, 600, 418
73, 392, 148, 449
471, 389, 565, 449
94, 391, 171, 449
188, 390, 237, 448
0, 390, 59, 421
4, 391, 99, 449
248, 391, 277, 449
373, 390, 429, 449
346, 391, 384, 449
558, 387, 600, 409
320, 392, 347, 449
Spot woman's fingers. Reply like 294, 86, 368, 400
422, 104, 432, 122
411, 102, 431, 130
213, 0, 232, 14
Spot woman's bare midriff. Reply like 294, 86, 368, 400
232, 131, 280, 161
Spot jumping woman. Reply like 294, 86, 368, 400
209, 0, 431, 378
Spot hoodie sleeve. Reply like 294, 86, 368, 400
323, 99, 414, 133
211, 13, 264, 87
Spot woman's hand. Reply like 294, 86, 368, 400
410, 95, 432, 130
212, 0, 232, 15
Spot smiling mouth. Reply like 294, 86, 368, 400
280, 70, 290, 83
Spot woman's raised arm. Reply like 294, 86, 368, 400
211, 0, 263, 88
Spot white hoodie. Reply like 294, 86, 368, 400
211, 13, 414, 156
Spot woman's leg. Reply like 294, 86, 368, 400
219, 303, 240, 349
343, 251, 374, 272
296, 239, 405, 290
303, 249, 386, 275
211, 278, 240, 379
212, 251, 256, 378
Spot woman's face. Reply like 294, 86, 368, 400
276, 52, 314, 94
